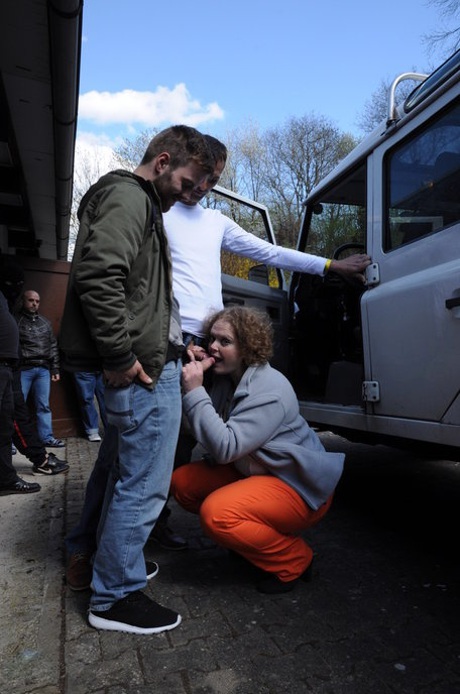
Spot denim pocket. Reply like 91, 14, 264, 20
104, 385, 136, 432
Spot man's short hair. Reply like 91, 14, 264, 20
140, 125, 213, 173
204, 134, 228, 165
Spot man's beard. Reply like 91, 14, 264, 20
154, 169, 175, 211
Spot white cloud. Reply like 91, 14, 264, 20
79, 83, 224, 127
74, 132, 118, 194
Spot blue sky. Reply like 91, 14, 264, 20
77, 0, 446, 164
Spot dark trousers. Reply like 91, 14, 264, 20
0, 367, 18, 486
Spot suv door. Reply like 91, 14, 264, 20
364, 97, 460, 443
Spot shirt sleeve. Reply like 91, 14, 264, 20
221, 215, 327, 275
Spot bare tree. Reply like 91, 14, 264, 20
68, 144, 117, 258
113, 129, 157, 170
262, 115, 357, 248
356, 75, 423, 135
425, 0, 460, 56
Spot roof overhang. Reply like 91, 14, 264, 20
0, 0, 82, 260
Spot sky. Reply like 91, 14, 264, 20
76, 0, 448, 170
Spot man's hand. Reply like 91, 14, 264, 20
330, 253, 372, 283
104, 359, 152, 388
182, 349, 215, 393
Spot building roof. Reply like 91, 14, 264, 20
0, 0, 82, 260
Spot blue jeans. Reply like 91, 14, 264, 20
73, 372, 108, 436
90, 360, 181, 610
65, 423, 118, 557
20, 367, 53, 442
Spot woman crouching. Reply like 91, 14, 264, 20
171, 306, 345, 594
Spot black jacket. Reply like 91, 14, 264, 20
16, 311, 60, 374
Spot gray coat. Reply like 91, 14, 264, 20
182, 362, 345, 510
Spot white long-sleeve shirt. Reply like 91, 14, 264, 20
164, 202, 327, 337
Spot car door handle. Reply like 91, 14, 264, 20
445, 297, 460, 309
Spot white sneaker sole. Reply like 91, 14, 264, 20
146, 562, 159, 580
88, 611, 181, 634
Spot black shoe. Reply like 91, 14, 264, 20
149, 522, 187, 550
88, 590, 181, 634
34, 453, 69, 475
256, 560, 314, 594
42, 437, 65, 448
0, 477, 41, 495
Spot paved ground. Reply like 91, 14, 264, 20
1, 436, 460, 694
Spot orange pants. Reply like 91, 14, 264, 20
171, 460, 333, 583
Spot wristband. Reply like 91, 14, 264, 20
324, 259, 332, 274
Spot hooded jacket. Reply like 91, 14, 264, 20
60, 170, 173, 385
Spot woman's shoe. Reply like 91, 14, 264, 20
256, 559, 314, 594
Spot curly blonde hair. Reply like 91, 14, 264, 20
203, 306, 273, 366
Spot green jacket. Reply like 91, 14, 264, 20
60, 170, 173, 386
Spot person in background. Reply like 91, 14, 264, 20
171, 306, 345, 593
72, 371, 107, 442
16, 290, 64, 448
12, 368, 69, 475
60, 124, 214, 634
0, 256, 41, 495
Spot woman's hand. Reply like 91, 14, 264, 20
182, 349, 215, 393
188, 345, 209, 361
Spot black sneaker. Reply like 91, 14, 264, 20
0, 477, 41, 495
88, 591, 181, 634
34, 453, 69, 475
149, 522, 188, 550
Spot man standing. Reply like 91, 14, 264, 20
0, 256, 41, 495
165, 135, 371, 344
60, 125, 213, 634
16, 290, 64, 448
12, 368, 69, 475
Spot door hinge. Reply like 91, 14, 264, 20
362, 380, 380, 402
365, 262, 380, 287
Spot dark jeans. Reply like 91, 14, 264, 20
65, 423, 118, 557
0, 366, 18, 487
